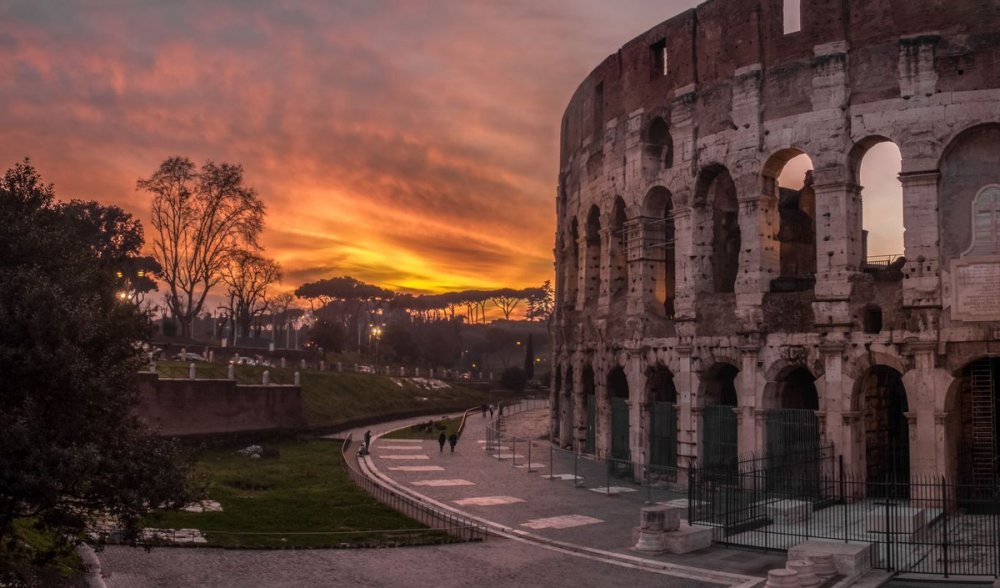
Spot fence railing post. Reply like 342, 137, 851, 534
549, 443, 554, 480
840, 455, 848, 544
942, 476, 949, 578
527, 441, 532, 472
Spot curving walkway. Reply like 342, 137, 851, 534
361, 404, 788, 587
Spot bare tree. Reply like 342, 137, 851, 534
138, 157, 265, 338
220, 250, 281, 342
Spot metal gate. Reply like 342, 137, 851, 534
585, 394, 596, 454
766, 408, 820, 495
650, 402, 677, 468
702, 405, 738, 469
611, 396, 630, 461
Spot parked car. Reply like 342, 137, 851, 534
174, 352, 207, 362
358, 365, 375, 374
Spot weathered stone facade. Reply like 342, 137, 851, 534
550, 0, 1000, 487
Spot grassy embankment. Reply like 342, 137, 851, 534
145, 439, 452, 548
155, 361, 499, 429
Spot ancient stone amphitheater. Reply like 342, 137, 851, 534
550, 0, 1000, 494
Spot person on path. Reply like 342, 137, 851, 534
438, 431, 446, 453
480, 403, 487, 418
499, 402, 504, 416
448, 432, 458, 453
363, 430, 372, 455
488, 404, 494, 419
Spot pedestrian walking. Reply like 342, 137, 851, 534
499, 402, 504, 416
438, 431, 446, 453
363, 430, 372, 455
480, 403, 487, 418
488, 404, 494, 418
448, 432, 458, 453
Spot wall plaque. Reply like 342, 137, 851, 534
951, 256, 1000, 321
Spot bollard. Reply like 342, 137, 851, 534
786, 561, 819, 588
429, 368, 434, 378
207, 350, 214, 363
765, 569, 800, 588
400, 366, 405, 377
294, 371, 300, 386
301, 358, 306, 369
227, 363, 235, 380
807, 554, 836, 579
549, 444, 554, 480
320, 360, 325, 371
149, 361, 156, 373
415, 367, 420, 377
574, 451, 579, 486
188, 362, 196, 379
262, 370, 270, 386
280, 357, 286, 368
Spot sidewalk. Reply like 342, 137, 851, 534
363, 404, 789, 588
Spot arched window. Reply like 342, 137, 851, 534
965, 186, 1000, 256
645, 118, 673, 171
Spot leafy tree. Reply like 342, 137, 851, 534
295, 276, 393, 351
307, 319, 346, 353
138, 157, 265, 338
220, 250, 281, 343
490, 288, 525, 320
525, 280, 554, 322
0, 160, 193, 580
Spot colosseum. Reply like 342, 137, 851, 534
550, 0, 1000, 503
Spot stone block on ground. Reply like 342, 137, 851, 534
639, 504, 681, 532
765, 568, 801, 587
788, 539, 872, 577
663, 522, 713, 554
865, 506, 926, 534
786, 560, 820, 587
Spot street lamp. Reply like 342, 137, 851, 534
370, 325, 383, 369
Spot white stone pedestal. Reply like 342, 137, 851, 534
788, 539, 872, 577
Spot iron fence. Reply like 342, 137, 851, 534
689, 447, 1000, 578
340, 435, 488, 543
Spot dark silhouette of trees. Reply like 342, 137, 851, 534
220, 250, 281, 343
490, 288, 525, 320
0, 160, 192, 580
500, 366, 528, 392
525, 280, 554, 322
523, 333, 535, 380
138, 157, 265, 338
295, 276, 393, 351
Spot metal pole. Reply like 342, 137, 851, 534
528, 441, 532, 472
942, 477, 949, 578
550, 443, 554, 480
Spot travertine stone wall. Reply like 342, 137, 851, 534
550, 0, 1000, 484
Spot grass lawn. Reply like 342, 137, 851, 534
144, 439, 450, 548
381, 416, 464, 440
154, 361, 498, 429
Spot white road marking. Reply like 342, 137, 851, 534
514, 463, 547, 470
543, 474, 583, 481
412, 479, 475, 487
454, 496, 525, 506
521, 514, 603, 530
388, 466, 446, 472
380, 454, 431, 460
377, 445, 426, 450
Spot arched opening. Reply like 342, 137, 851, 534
643, 117, 673, 174
695, 165, 740, 294
646, 365, 678, 471
957, 357, 1000, 490
766, 150, 816, 292
701, 363, 739, 468
859, 366, 909, 494
608, 367, 630, 462
766, 366, 821, 490
584, 206, 601, 311
850, 138, 905, 273
641, 187, 675, 318
609, 197, 628, 314
583, 365, 596, 454
565, 220, 580, 309
939, 124, 1000, 264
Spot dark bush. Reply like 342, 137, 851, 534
500, 366, 527, 392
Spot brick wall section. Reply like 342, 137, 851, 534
134, 372, 304, 436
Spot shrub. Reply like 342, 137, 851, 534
500, 366, 527, 392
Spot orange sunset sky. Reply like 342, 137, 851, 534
0, 1, 902, 296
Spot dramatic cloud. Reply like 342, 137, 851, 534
0, 0, 903, 298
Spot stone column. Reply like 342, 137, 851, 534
818, 341, 851, 461
902, 341, 943, 479
572, 356, 588, 452
625, 354, 647, 471
899, 171, 942, 308
627, 217, 663, 318
597, 227, 613, 318
594, 361, 609, 459
672, 206, 696, 321
812, 177, 861, 328
735, 182, 778, 331
674, 346, 696, 467
738, 344, 763, 455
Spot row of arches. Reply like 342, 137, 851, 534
554, 356, 1000, 489
561, 139, 905, 314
